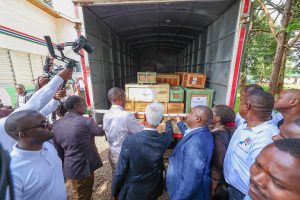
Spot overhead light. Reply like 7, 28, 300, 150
165, 19, 171, 23
165, 2, 171, 5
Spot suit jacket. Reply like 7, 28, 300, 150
111, 120, 173, 200
166, 121, 214, 200
52, 112, 105, 179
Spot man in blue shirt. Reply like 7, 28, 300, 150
224, 89, 279, 200
166, 105, 214, 200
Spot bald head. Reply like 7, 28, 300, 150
191, 106, 213, 127
275, 89, 300, 113
4, 110, 42, 140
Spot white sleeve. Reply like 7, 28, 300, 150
14, 75, 63, 113
39, 99, 59, 117
126, 113, 144, 134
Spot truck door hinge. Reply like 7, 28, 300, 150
240, 14, 250, 24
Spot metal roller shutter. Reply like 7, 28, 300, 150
9, 50, 33, 85
0, 48, 15, 87
29, 54, 43, 79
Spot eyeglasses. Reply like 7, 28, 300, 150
21, 120, 51, 132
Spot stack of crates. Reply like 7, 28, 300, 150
125, 71, 214, 116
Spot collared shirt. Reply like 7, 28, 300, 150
235, 111, 283, 128
224, 119, 279, 194
17, 95, 26, 107
103, 105, 144, 157
9, 142, 66, 200
0, 75, 63, 153
144, 127, 157, 131
184, 127, 203, 137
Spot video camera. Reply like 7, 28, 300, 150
43, 35, 94, 81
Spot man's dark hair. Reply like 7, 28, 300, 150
214, 104, 236, 134
247, 89, 274, 119
274, 138, 300, 159
64, 95, 83, 111
214, 105, 236, 125
242, 84, 264, 94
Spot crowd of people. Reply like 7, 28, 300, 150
0, 69, 300, 200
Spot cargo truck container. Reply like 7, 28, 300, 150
76, 0, 251, 121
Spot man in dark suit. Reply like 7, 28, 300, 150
166, 105, 214, 200
112, 102, 173, 200
52, 95, 105, 200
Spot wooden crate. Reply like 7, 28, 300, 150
184, 87, 214, 113
169, 86, 184, 102
167, 102, 185, 113
125, 101, 135, 112
137, 72, 156, 84
156, 73, 180, 86
125, 83, 170, 102
175, 72, 186, 85
182, 73, 206, 89
135, 102, 167, 118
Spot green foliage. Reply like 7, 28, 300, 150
241, 0, 300, 84
242, 9, 277, 83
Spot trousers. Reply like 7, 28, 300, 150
71, 173, 94, 200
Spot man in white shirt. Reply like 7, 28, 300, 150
103, 87, 144, 175
15, 84, 32, 108
0, 68, 72, 152
4, 109, 66, 200
224, 89, 279, 200
235, 84, 283, 127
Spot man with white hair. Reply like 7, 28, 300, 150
112, 103, 173, 200
103, 87, 144, 175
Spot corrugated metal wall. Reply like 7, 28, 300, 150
83, 6, 139, 121
0, 47, 44, 87
176, 1, 240, 105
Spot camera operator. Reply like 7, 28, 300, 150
0, 68, 72, 153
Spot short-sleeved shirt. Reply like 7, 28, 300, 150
9, 142, 66, 200
224, 120, 279, 194
235, 111, 283, 128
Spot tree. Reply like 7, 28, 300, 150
241, 2, 277, 85
257, 0, 300, 96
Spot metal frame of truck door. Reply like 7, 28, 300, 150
226, 0, 251, 107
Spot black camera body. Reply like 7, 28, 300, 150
43, 35, 94, 87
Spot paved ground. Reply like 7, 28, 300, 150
66, 137, 169, 200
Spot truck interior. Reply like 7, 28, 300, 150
82, 0, 242, 117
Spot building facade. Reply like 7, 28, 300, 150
0, 0, 83, 106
